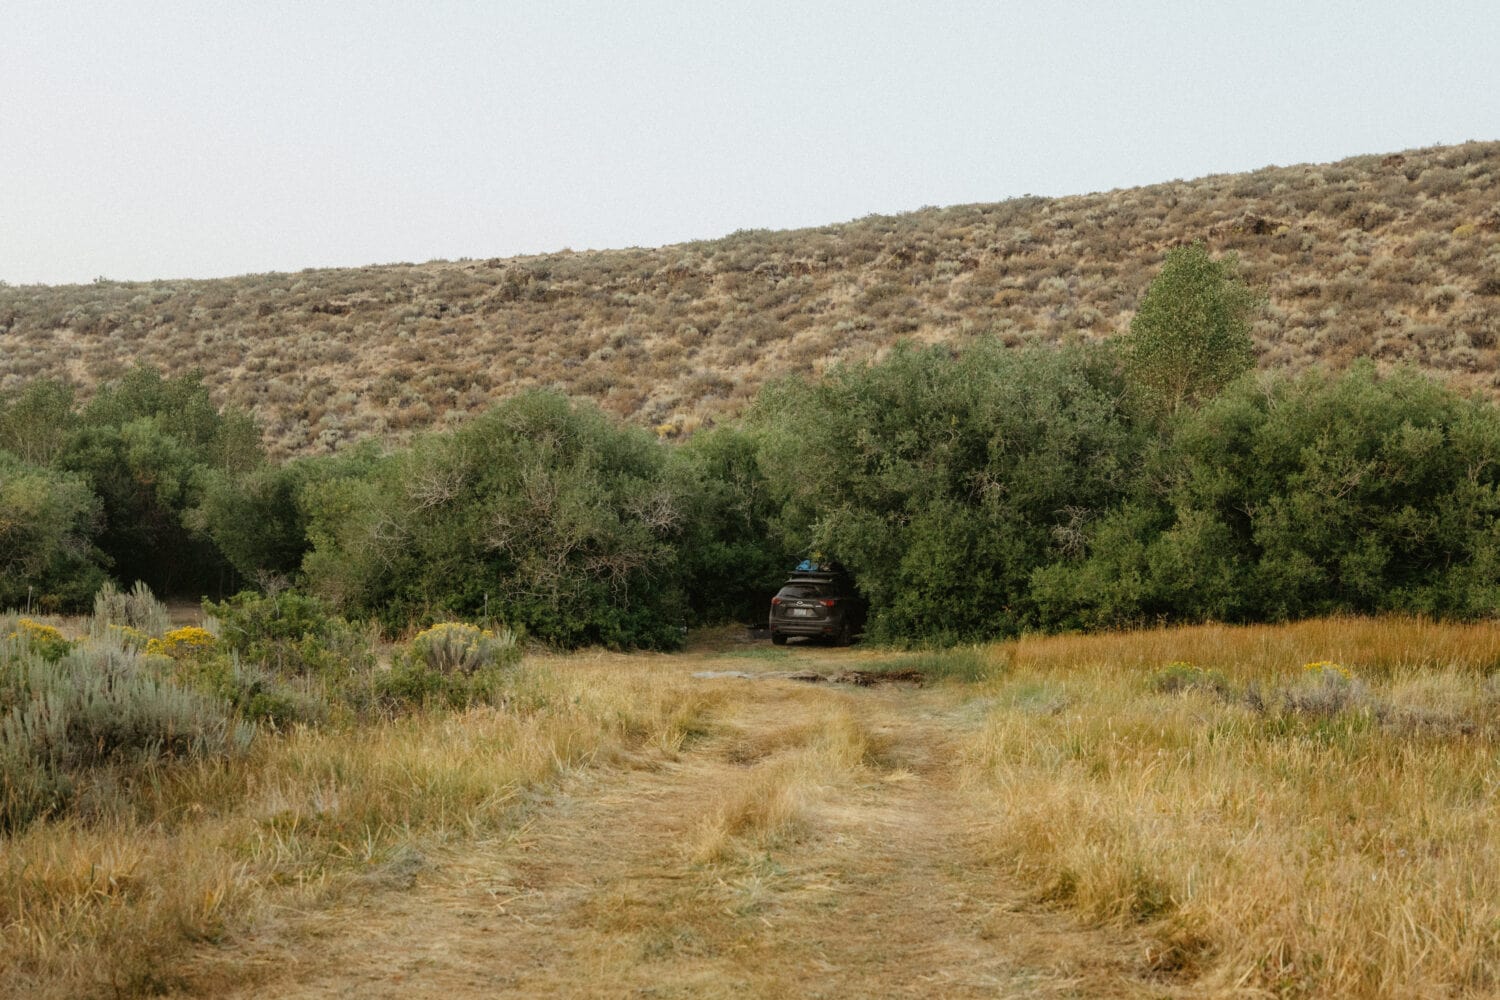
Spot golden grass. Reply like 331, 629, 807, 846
689, 707, 877, 862
963, 617, 1500, 997
5, 618, 1497, 997
993, 615, 1500, 680
0, 660, 722, 999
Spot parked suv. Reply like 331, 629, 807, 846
768, 560, 867, 646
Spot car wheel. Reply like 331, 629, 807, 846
771, 632, 788, 646
835, 623, 852, 647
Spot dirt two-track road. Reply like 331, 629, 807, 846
199, 642, 1174, 999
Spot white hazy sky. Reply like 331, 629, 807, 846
2, 1, 1497, 286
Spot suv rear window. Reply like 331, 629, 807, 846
777, 583, 827, 599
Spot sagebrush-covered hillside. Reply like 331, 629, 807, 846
3, 141, 1497, 455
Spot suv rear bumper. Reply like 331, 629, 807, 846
769, 619, 841, 639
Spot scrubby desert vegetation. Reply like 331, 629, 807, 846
1, 588, 719, 998
2, 141, 1498, 456
3, 614, 1494, 998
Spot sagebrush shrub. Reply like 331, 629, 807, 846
1149, 661, 1231, 698
372, 622, 520, 712
1281, 661, 1371, 718
170, 651, 328, 728
91, 580, 171, 637
0, 641, 253, 830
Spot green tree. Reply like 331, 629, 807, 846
192, 444, 383, 587
0, 379, 78, 466
672, 425, 793, 624
0, 450, 106, 610
79, 367, 261, 473
301, 392, 690, 648
1121, 243, 1260, 423
753, 338, 1143, 642
55, 368, 264, 596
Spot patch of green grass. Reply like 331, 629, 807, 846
877, 646, 995, 683
995, 679, 1071, 715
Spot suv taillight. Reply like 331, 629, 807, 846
820, 599, 836, 607
771, 597, 782, 605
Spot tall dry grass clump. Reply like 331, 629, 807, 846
964, 617, 1500, 997
691, 706, 878, 862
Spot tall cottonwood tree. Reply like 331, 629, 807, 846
1121, 243, 1260, 424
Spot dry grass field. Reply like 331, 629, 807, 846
3, 141, 1498, 455
3, 618, 1496, 998
965, 619, 1500, 997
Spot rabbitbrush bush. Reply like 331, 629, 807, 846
3, 617, 75, 663
376, 621, 521, 711
409, 621, 519, 674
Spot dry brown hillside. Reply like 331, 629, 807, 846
3, 141, 1498, 456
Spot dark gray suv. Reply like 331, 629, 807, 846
768, 562, 867, 646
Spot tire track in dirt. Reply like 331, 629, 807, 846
202, 665, 1173, 999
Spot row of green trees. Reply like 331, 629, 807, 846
5, 246, 1499, 645
0, 370, 259, 609
0, 368, 792, 648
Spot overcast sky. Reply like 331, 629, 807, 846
2, 1, 1496, 286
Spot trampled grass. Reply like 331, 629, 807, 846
690, 707, 878, 862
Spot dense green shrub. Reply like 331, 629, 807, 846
8, 328, 1500, 650
194, 444, 382, 585
59, 420, 221, 596
53, 369, 262, 597
169, 651, 328, 728
1038, 364, 1500, 626
302, 391, 690, 649
373, 656, 508, 711
753, 338, 1143, 641
204, 589, 374, 677
1, 371, 267, 607
672, 426, 794, 624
